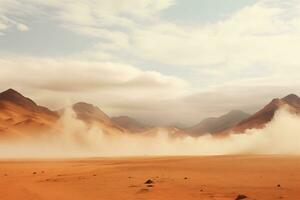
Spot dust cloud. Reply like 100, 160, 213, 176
0, 107, 299, 158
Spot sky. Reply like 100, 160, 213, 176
0, 0, 300, 126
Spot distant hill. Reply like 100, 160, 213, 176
186, 110, 250, 136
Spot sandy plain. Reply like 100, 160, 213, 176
0, 155, 299, 200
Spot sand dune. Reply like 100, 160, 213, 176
0, 156, 299, 200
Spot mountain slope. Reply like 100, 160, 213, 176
231, 94, 300, 133
0, 89, 58, 136
186, 110, 250, 136
73, 102, 111, 123
72, 102, 124, 132
112, 116, 149, 132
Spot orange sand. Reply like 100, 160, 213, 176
0, 156, 299, 200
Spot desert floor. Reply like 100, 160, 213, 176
0, 155, 299, 200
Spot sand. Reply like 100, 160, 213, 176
0, 155, 299, 200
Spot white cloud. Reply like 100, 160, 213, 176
160, 1, 295, 75
126, 0, 300, 77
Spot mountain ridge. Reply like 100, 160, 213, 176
186, 110, 250, 136
231, 94, 300, 133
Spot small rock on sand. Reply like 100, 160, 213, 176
144, 179, 154, 184
235, 194, 247, 200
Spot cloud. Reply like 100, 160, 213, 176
0, 56, 186, 92
3, 0, 300, 76
128, 0, 300, 72
0, 56, 188, 119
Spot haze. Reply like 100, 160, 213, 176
0, 107, 297, 158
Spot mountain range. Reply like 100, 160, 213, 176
0, 88, 300, 138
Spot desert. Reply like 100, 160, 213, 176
1, 156, 300, 200
2, 0, 300, 199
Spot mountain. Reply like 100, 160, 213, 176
186, 110, 250, 136
0, 89, 55, 115
231, 94, 300, 133
112, 116, 149, 132
72, 102, 124, 132
0, 89, 58, 136
73, 102, 111, 123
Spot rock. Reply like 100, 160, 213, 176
144, 179, 154, 184
235, 194, 247, 200
277, 184, 281, 188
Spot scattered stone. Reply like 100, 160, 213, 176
32, 172, 37, 175
4, 173, 7, 176
128, 176, 132, 179
93, 174, 97, 176
277, 184, 281, 188
144, 179, 154, 184
184, 177, 188, 180
235, 194, 248, 200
